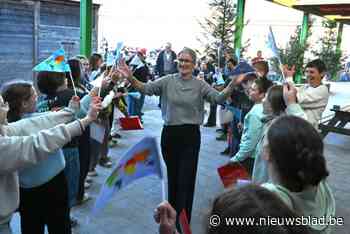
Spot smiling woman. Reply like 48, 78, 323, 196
116, 47, 244, 228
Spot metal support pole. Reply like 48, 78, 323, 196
336, 22, 344, 55
234, 0, 245, 60
295, 12, 309, 84
80, 0, 92, 57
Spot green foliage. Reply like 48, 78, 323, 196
312, 20, 343, 80
273, 19, 313, 81
197, 0, 236, 58
279, 26, 307, 75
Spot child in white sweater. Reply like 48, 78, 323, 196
0, 94, 101, 233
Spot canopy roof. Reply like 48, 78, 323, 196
267, 0, 350, 24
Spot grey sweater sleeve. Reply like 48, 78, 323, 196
0, 120, 82, 174
201, 81, 228, 105
143, 76, 170, 96
4, 109, 75, 136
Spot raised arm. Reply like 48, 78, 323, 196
0, 97, 102, 174
117, 59, 146, 93
202, 74, 245, 105
4, 96, 81, 136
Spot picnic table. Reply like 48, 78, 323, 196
319, 105, 350, 138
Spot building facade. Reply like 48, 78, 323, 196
0, 0, 99, 84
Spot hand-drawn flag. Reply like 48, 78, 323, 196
92, 137, 163, 214
33, 48, 71, 72
115, 41, 124, 64
106, 52, 116, 67
267, 26, 281, 62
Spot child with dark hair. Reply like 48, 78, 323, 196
229, 77, 273, 174
262, 115, 335, 234
155, 185, 311, 234
0, 81, 101, 234
65, 58, 94, 204
221, 73, 255, 155
2, 81, 71, 233
89, 53, 103, 81
252, 83, 307, 184
253, 60, 269, 78
36, 71, 81, 226
284, 59, 330, 128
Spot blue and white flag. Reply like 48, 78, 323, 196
115, 41, 124, 64
267, 26, 281, 62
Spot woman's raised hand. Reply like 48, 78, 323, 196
116, 59, 133, 81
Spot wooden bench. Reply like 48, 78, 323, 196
319, 105, 350, 138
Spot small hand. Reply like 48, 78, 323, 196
101, 76, 112, 89
237, 122, 243, 132
87, 96, 102, 121
68, 96, 81, 113
283, 82, 297, 105
283, 65, 296, 78
154, 201, 177, 234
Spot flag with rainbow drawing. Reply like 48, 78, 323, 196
92, 136, 164, 214
33, 48, 71, 72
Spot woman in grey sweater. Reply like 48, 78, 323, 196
117, 47, 241, 229
0, 94, 101, 233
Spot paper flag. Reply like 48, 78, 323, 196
90, 122, 106, 144
33, 48, 71, 72
179, 209, 192, 234
267, 26, 281, 62
119, 116, 143, 130
217, 163, 249, 188
106, 52, 116, 67
92, 137, 163, 214
115, 41, 124, 64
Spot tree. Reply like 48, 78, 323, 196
270, 20, 313, 81
312, 20, 344, 80
197, 0, 236, 60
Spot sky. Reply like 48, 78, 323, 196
96, 0, 350, 58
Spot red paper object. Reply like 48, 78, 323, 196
119, 116, 143, 130
179, 209, 192, 234
217, 163, 249, 188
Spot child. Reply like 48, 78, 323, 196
284, 59, 330, 128
2, 81, 71, 233
252, 84, 307, 184
229, 77, 273, 174
36, 71, 82, 226
155, 185, 311, 234
0, 89, 101, 234
263, 115, 335, 234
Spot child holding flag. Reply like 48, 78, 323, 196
229, 77, 273, 174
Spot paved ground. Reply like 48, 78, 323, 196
10, 82, 350, 233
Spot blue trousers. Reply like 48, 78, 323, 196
127, 94, 145, 118
63, 147, 80, 208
